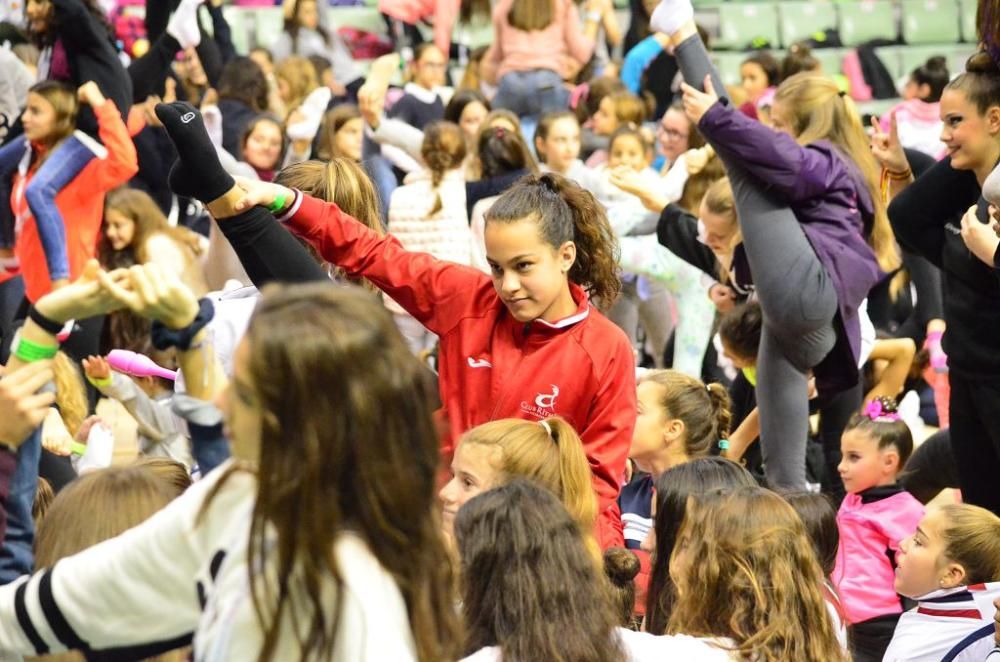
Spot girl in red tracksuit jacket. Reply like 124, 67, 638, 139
150, 100, 637, 548
283, 173, 635, 549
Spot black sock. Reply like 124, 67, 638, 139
154, 101, 235, 203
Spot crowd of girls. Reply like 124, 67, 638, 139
0, 0, 995, 658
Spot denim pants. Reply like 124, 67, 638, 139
492, 69, 570, 120
0, 133, 97, 282
0, 428, 40, 583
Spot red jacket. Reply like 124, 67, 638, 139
11, 101, 138, 302
283, 194, 636, 548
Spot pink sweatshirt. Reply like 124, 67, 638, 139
377, 0, 460, 56
484, 0, 596, 81
833, 487, 925, 625
879, 98, 945, 160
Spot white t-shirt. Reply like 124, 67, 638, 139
460, 628, 736, 661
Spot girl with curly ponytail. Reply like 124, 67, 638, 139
151, 100, 638, 549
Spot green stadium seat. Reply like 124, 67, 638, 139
777, 2, 838, 48
959, 0, 979, 42
711, 51, 751, 89
836, 0, 897, 46
945, 44, 977, 73
252, 7, 285, 51
811, 48, 847, 77
713, 3, 781, 50
221, 6, 250, 55
874, 45, 905, 81
900, 0, 961, 44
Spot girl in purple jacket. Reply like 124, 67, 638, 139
649, 0, 896, 492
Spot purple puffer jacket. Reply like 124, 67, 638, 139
699, 101, 883, 393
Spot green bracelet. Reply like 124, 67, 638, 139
71, 442, 87, 456
718, 439, 730, 452
268, 190, 288, 214
13, 334, 58, 363
86, 373, 113, 388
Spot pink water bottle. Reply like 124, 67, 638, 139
106, 349, 177, 381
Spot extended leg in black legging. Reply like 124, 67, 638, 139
673, 33, 839, 489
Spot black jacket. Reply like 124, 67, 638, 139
888, 157, 998, 379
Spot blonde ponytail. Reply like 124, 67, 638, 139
458, 417, 600, 561
775, 74, 900, 273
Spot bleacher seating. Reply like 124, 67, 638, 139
222, 0, 975, 116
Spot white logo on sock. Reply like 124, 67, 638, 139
181, 112, 196, 124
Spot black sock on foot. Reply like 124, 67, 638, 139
155, 101, 235, 203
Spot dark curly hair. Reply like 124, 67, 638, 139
485, 172, 622, 304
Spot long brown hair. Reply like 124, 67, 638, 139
645, 457, 757, 634
455, 479, 625, 662
102, 188, 205, 267
773, 73, 899, 272
456, 416, 599, 560
668, 488, 848, 662
507, 0, 555, 31
485, 172, 622, 304
235, 283, 460, 661
274, 159, 384, 290
421, 121, 467, 215
316, 104, 361, 161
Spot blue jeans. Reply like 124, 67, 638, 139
362, 142, 396, 230
0, 428, 40, 583
0, 134, 96, 282
492, 69, 570, 120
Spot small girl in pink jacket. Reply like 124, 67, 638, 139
833, 396, 925, 662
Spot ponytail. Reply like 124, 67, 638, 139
543, 416, 599, 560
638, 370, 732, 456
486, 172, 622, 304
458, 416, 599, 561
421, 121, 466, 215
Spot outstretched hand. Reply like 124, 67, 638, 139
99, 263, 201, 330
681, 75, 719, 125
82, 355, 111, 381
34, 259, 131, 324
232, 176, 295, 214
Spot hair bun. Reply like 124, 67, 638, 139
926, 56, 948, 71
967, 50, 1000, 75
603, 547, 641, 586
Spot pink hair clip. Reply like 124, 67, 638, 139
864, 399, 901, 422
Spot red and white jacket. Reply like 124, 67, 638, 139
280, 193, 636, 548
